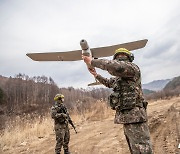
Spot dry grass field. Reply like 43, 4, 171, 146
0, 98, 180, 154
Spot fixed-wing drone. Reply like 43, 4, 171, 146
26, 39, 148, 86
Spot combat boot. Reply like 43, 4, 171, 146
64, 149, 70, 154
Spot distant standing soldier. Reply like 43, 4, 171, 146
82, 48, 153, 154
51, 94, 75, 154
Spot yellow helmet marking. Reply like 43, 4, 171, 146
54, 94, 64, 101
115, 48, 131, 55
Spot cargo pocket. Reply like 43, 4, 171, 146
108, 92, 120, 110
120, 85, 136, 110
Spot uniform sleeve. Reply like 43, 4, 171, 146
91, 59, 136, 77
51, 106, 63, 119
95, 74, 115, 88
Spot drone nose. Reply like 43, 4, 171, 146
80, 39, 89, 50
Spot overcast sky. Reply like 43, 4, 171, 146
0, 0, 180, 88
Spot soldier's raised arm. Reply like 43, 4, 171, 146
87, 66, 115, 88
95, 74, 115, 88
91, 59, 137, 78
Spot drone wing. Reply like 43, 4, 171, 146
26, 50, 82, 61
26, 39, 148, 61
91, 39, 148, 58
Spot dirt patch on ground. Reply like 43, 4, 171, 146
1, 97, 180, 154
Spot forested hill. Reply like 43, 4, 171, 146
0, 74, 110, 116
144, 75, 180, 100
163, 76, 180, 91
1, 73, 179, 117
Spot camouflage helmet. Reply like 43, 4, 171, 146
113, 48, 134, 62
54, 94, 64, 101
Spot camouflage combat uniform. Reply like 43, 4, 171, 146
91, 59, 153, 154
51, 102, 71, 154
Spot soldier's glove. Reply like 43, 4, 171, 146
56, 113, 67, 118
61, 113, 68, 118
